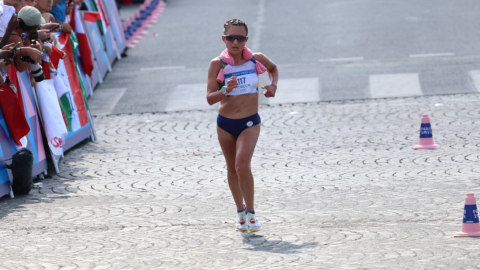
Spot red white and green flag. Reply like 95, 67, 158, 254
69, 6, 94, 77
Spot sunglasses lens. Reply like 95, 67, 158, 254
225, 35, 246, 42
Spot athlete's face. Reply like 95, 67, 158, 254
222, 26, 248, 54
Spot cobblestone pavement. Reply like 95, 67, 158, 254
1, 94, 480, 269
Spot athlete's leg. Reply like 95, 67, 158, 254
235, 125, 260, 212
217, 127, 244, 210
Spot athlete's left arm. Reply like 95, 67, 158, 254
254, 53, 278, 98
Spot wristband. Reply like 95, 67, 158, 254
220, 86, 227, 95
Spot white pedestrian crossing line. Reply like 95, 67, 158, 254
140, 66, 186, 71
409, 53, 455, 58
89, 88, 127, 115
163, 69, 478, 112
319, 57, 364, 63
261, 77, 320, 105
468, 70, 480, 92
165, 83, 218, 112
369, 73, 422, 98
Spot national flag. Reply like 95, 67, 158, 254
69, 6, 94, 77
83, 11, 101, 23
49, 46, 64, 69
0, 65, 30, 146
57, 33, 89, 128
94, 0, 110, 28
36, 79, 68, 156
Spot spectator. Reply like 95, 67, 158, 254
3, 0, 23, 13
48, 0, 72, 32
0, 4, 18, 46
7, 6, 43, 72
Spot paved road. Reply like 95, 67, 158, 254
88, 0, 480, 115
1, 1, 480, 269
2, 93, 480, 269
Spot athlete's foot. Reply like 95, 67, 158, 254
236, 210, 247, 231
246, 212, 261, 232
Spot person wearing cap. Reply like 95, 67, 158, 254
25, 0, 58, 43
7, 6, 43, 72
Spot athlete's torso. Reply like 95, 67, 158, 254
218, 58, 260, 119
222, 59, 259, 96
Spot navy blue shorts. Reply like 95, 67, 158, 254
217, 113, 261, 137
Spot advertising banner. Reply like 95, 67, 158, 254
82, 12, 110, 79
17, 71, 48, 176
102, 0, 127, 54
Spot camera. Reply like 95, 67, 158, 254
20, 32, 44, 82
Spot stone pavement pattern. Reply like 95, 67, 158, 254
1, 94, 480, 269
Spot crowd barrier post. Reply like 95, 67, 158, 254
30, 85, 61, 174
17, 71, 48, 177
102, 0, 127, 55
91, 0, 120, 65
55, 33, 97, 152
82, 11, 110, 79
0, 129, 12, 198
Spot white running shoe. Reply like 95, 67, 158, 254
246, 212, 262, 232
236, 211, 247, 231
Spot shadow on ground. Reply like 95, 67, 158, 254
241, 232, 319, 254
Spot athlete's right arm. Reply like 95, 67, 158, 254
206, 58, 227, 105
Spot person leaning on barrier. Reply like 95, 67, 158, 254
2, 0, 23, 13
25, 0, 61, 49
7, 6, 44, 73
49, 0, 72, 33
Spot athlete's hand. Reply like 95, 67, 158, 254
226, 76, 238, 93
262, 83, 277, 98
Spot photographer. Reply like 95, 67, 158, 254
7, 6, 43, 73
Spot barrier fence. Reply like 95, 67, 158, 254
0, 0, 165, 199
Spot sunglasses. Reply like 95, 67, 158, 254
224, 35, 247, 42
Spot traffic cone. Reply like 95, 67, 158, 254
455, 193, 480, 237
413, 114, 440, 150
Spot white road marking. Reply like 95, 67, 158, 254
369, 73, 422, 98
140, 66, 186, 71
468, 70, 480, 92
319, 57, 364, 62
262, 77, 320, 105
409, 53, 455, 58
251, 0, 265, 52
88, 88, 127, 115
165, 83, 218, 112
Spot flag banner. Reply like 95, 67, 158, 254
103, 26, 118, 64
91, 0, 118, 64
102, 0, 127, 54
16, 71, 47, 176
58, 33, 89, 128
0, 66, 30, 146
54, 33, 95, 152
35, 79, 68, 156
83, 11, 101, 23
77, 60, 94, 97
0, 141, 10, 198
57, 59, 81, 132
71, 6, 95, 77
82, 12, 109, 79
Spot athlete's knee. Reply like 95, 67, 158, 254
235, 162, 251, 177
227, 167, 237, 175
